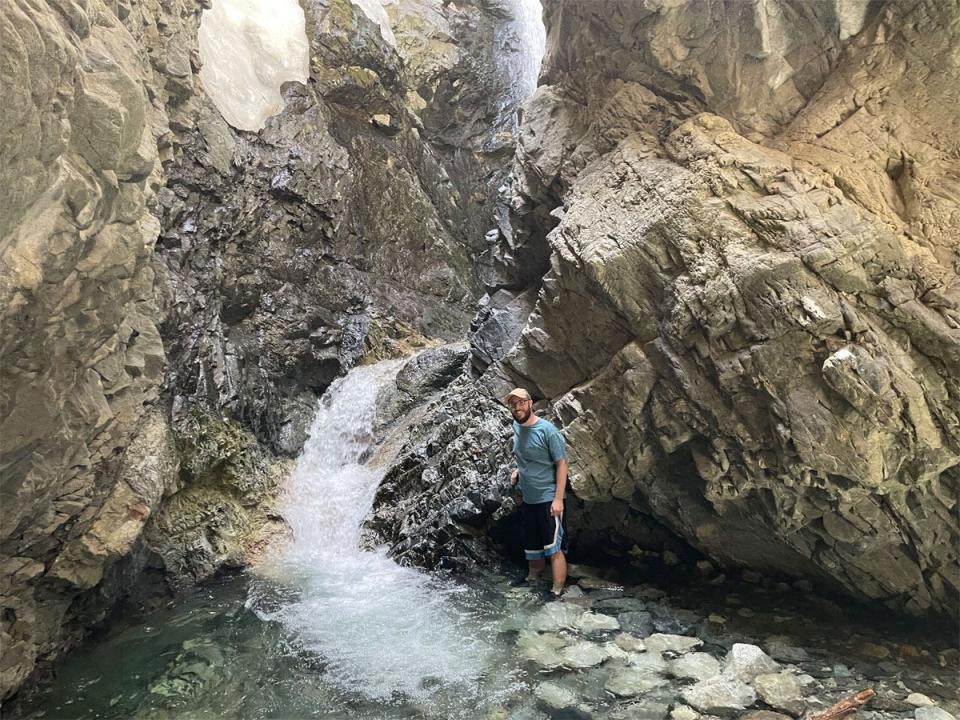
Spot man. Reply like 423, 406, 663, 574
503, 387, 568, 598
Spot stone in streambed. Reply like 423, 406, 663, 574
577, 611, 621, 634
615, 633, 647, 652
561, 641, 613, 669
907, 694, 935, 707
682, 676, 758, 715
645, 633, 703, 655
753, 673, 806, 716
724, 644, 779, 682
671, 652, 723, 681
619, 611, 655, 635
517, 630, 569, 668
915, 708, 957, 720
535, 682, 578, 711
530, 602, 585, 632
738, 712, 793, 720
605, 668, 669, 697
671, 705, 701, 720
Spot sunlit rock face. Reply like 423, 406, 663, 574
198, 0, 310, 132
0, 0, 207, 701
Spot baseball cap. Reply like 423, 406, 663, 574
502, 387, 531, 404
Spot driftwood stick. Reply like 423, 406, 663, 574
809, 689, 877, 720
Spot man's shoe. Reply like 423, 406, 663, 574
509, 576, 532, 587
543, 588, 564, 602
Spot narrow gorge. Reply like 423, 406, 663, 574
0, 0, 958, 718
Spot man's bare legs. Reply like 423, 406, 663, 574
526, 558, 546, 580
549, 551, 567, 594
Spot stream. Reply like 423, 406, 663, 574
12, 362, 959, 719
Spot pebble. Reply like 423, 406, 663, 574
629, 650, 669, 674
645, 633, 703, 655
708, 614, 728, 625
517, 630, 569, 668
535, 681, 578, 710
605, 668, 669, 697
670, 652, 722, 682
737, 608, 756, 618
577, 611, 620, 634
681, 675, 757, 714
740, 712, 794, 720
907, 694, 935, 707
860, 641, 891, 660
561, 640, 612, 669
615, 633, 646, 653
765, 638, 809, 663
916, 708, 957, 720
529, 603, 584, 632
753, 672, 806, 716
724, 644, 780, 682
671, 705, 700, 720
619, 611, 655, 635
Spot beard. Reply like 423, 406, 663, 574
512, 408, 531, 423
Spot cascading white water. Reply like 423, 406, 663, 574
508, 0, 546, 100
252, 361, 493, 702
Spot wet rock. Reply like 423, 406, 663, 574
594, 598, 648, 615
671, 653, 723, 682
739, 712, 793, 720
764, 639, 809, 664
531, 603, 586, 632
672, 705, 701, 720
606, 668, 670, 697
916, 708, 957, 720
682, 676, 758, 715
615, 634, 647, 653
535, 681, 579, 712
517, 630, 570, 669
618, 612, 655, 636
629, 651, 670, 675
753, 673, 807, 717
561, 641, 613, 669
724, 645, 780, 682
907, 694, 935, 707
576, 612, 621, 634
645, 634, 704, 655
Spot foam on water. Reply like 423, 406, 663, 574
252, 361, 492, 702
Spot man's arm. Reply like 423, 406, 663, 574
550, 459, 568, 517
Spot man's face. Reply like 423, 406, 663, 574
508, 398, 532, 423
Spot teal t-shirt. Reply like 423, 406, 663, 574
513, 418, 566, 504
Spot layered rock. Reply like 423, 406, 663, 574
0, 0, 536, 701
372, 0, 960, 618
157, 0, 536, 454
0, 0, 197, 699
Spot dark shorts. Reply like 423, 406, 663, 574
521, 501, 564, 560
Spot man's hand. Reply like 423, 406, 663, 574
510, 468, 518, 486
550, 497, 564, 517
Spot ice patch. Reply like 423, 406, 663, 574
198, 0, 309, 132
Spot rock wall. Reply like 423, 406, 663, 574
0, 0, 197, 698
0, 0, 533, 701
371, 0, 960, 619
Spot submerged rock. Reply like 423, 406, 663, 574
670, 653, 723, 682
682, 676, 758, 715
605, 668, 670, 698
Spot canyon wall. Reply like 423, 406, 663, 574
369, 0, 960, 619
0, 0, 531, 700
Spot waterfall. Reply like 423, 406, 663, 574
250, 361, 491, 702
508, 0, 546, 101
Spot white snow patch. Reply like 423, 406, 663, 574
198, 0, 309, 132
